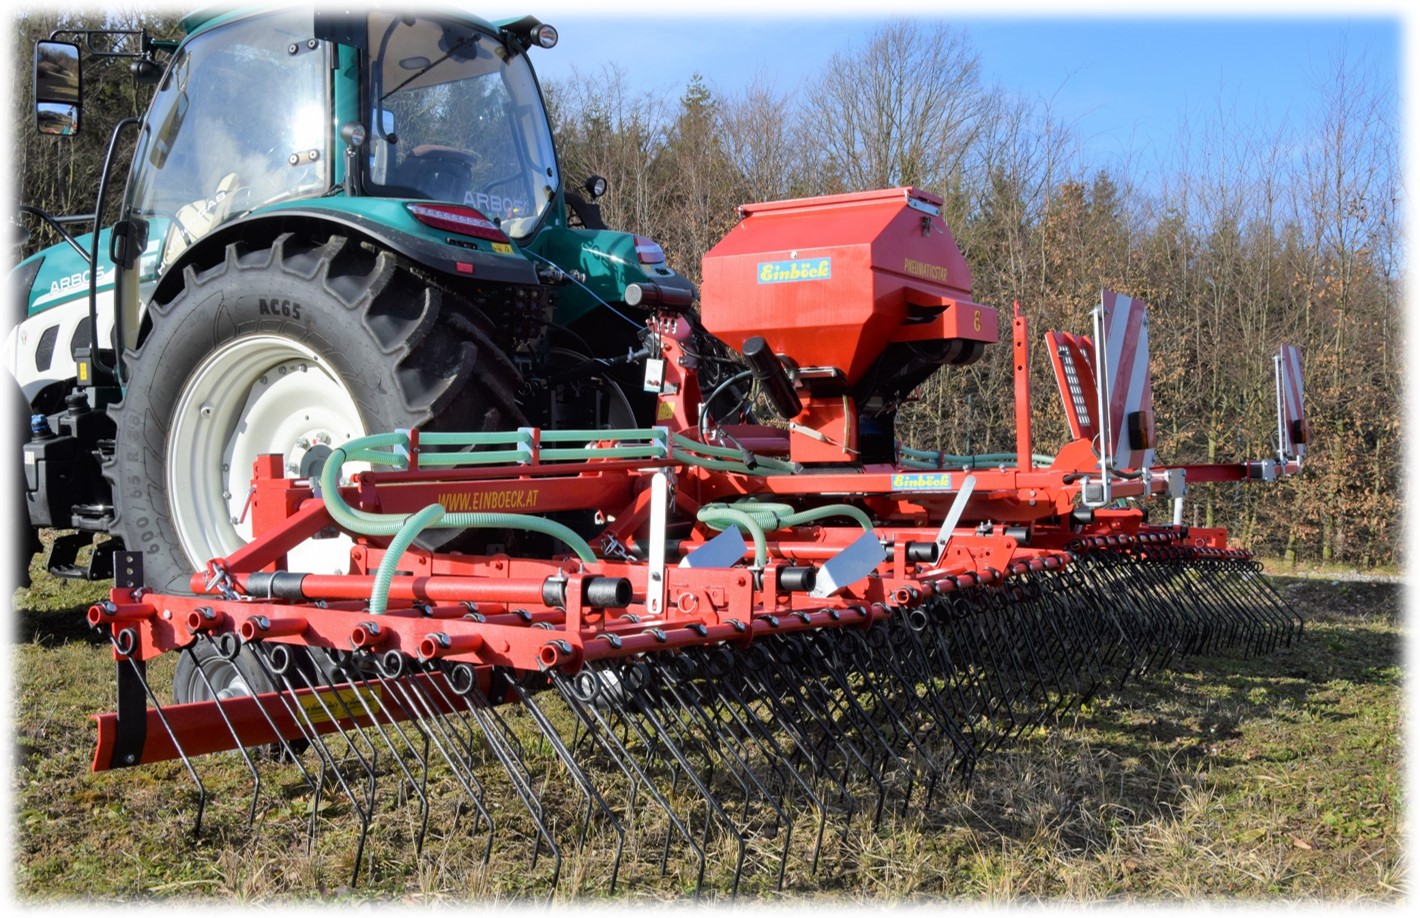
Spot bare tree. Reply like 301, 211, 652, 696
543, 63, 670, 238
804, 19, 987, 193
719, 72, 805, 203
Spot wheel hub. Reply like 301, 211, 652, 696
167, 336, 365, 575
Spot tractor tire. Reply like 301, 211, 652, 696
107, 232, 524, 597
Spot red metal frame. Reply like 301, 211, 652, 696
85, 188, 1301, 772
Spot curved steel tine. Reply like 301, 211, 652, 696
305, 660, 437, 864
626, 654, 751, 898
109, 642, 209, 837
879, 616, 976, 786
760, 633, 893, 826
509, 678, 628, 895
181, 639, 265, 831
404, 665, 501, 865
547, 665, 707, 898
695, 648, 828, 885
728, 652, 836, 877
657, 648, 795, 891
573, 662, 715, 898
454, 674, 563, 898
284, 655, 414, 886
368, 662, 515, 860
810, 630, 931, 817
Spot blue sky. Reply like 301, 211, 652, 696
526, 2, 1403, 180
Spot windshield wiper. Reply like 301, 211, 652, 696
381, 32, 478, 102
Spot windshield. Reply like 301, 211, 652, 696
364, 13, 559, 240
126, 9, 328, 273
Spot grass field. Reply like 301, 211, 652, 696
8, 558, 1406, 904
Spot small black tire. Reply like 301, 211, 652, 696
173, 639, 279, 703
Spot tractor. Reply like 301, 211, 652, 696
11, 7, 689, 618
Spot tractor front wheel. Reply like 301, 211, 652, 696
108, 231, 522, 610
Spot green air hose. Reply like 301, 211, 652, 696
898, 446, 1056, 469
670, 431, 799, 476
696, 500, 876, 568
318, 436, 599, 613
370, 502, 445, 615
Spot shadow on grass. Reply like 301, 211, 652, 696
14, 600, 110, 647
935, 580, 1402, 846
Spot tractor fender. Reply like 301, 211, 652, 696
149, 205, 541, 311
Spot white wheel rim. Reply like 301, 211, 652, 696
167, 334, 365, 575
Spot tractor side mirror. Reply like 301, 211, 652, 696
34, 40, 82, 136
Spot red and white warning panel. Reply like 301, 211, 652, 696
1046, 289, 1156, 472
1100, 290, 1156, 472
1276, 343, 1308, 462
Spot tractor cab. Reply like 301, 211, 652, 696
124, 7, 564, 277
360, 11, 561, 241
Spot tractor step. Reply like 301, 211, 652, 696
45, 531, 114, 580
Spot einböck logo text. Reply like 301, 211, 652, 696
758, 258, 832, 284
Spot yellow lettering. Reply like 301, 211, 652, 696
436, 489, 538, 513
904, 258, 950, 283
299, 684, 382, 724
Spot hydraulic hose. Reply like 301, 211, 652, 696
318, 436, 600, 612
696, 500, 876, 568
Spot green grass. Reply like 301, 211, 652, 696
8, 562, 1405, 904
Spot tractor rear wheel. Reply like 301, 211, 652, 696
108, 231, 523, 603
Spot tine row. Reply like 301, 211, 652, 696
121, 554, 1298, 898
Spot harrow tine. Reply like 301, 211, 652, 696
1211, 559, 1287, 654
884, 613, 980, 782
180, 640, 267, 832
620, 654, 755, 898
1015, 573, 1096, 708
107, 639, 210, 837
689, 647, 831, 884
1080, 553, 1178, 678
719, 641, 870, 875
1223, 562, 1280, 654
653, 651, 794, 891
942, 590, 1020, 752
356, 659, 490, 861
464, 674, 564, 896
987, 585, 1066, 727
1056, 559, 1142, 683
905, 597, 990, 774
251, 652, 363, 864
548, 664, 709, 897
279, 656, 395, 886
752, 636, 892, 827
777, 634, 907, 823
709, 648, 838, 877
375, 662, 499, 867
807, 629, 939, 818
1243, 560, 1305, 648
507, 677, 629, 895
